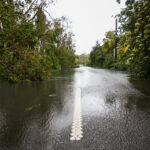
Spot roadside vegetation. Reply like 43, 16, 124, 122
0, 0, 76, 82
89, 0, 150, 79
76, 54, 89, 66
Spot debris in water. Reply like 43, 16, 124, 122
48, 94, 57, 97
25, 107, 33, 111
25, 104, 41, 111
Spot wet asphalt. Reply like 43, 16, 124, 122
0, 66, 150, 150
44, 67, 150, 150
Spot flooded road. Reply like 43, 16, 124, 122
0, 66, 150, 150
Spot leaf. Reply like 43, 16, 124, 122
48, 94, 57, 97
25, 106, 33, 111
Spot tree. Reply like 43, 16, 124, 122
117, 0, 150, 78
89, 32, 115, 69
0, 0, 76, 82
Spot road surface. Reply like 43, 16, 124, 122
0, 66, 150, 150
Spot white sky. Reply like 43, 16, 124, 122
49, 0, 125, 54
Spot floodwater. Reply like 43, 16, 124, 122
0, 66, 150, 150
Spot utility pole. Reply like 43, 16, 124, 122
115, 18, 118, 63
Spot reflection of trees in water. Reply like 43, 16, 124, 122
0, 73, 74, 149
129, 78, 150, 96
126, 78, 150, 109
104, 91, 150, 111
125, 95, 150, 110
0, 81, 56, 148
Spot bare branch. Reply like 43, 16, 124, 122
24, 0, 38, 16
44, 9, 54, 21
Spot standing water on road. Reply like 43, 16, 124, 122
0, 66, 150, 150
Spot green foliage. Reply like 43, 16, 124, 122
103, 54, 115, 69
89, 32, 115, 69
90, 0, 150, 79
0, 50, 52, 82
117, 0, 150, 78
0, 0, 76, 82
76, 54, 89, 65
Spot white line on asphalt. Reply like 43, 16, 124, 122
70, 87, 83, 141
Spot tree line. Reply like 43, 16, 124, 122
89, 0, 150, 79
0, 0, 76, 82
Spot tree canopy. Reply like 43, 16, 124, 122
0, 0, 76, 82
89, 0, 150, 79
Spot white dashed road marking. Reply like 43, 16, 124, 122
70, 87, 83, 141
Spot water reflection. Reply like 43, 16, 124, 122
0, 69, 75, 149
104, 77, 150, 111
0, 67, 150, 149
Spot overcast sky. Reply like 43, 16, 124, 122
49, 0, 125, 54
